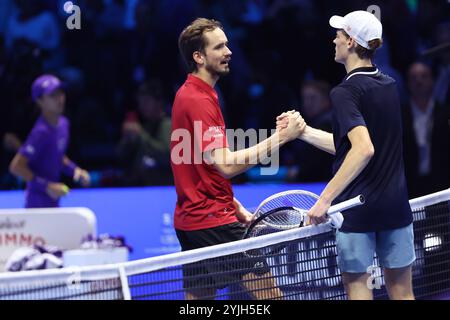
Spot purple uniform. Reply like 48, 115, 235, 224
19, 116, 70, 208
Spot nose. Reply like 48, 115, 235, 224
225, 46, 232, 56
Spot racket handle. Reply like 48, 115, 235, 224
327, 194, 365, 215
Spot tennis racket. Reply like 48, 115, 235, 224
244, 190, 365, 239
242, 190, 364, 258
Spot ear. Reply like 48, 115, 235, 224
347, 37, 357, 49
193, 51, 204, 66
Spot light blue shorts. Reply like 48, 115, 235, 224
336, 223, 416, 273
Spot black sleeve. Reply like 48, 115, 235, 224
330, 85, 366, 138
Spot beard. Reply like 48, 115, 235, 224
206, 63, 230, 78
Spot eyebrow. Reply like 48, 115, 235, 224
213, 41, 228, 49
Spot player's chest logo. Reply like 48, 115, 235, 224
207, 126, 225, 138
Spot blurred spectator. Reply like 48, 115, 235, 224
4, 0, 59, 50
4, 0, 61, 70
117, 80, 172, 186
284, 80, 334, 182
9, 74, 91, 208
402, 62, 450, 198
0, 32, 42, 189
432, 21, 450, 107
0, 0, 14, 35
124, 0, 166, 86
373, 39, 407, 104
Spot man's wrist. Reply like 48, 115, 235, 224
319, 192, 334, 205
298, 125, 311, 141
62, 160, 78, 178
275, 130, 287, 145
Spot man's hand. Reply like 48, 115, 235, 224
74, 168, 91, 187
235, 206, 255, 226
277, 110, 306, 142
46, 183, 70, 200
276, 110, 293, 131
306, 197, 331, 226
122, 121, 143, 138
3, 133, 22, 152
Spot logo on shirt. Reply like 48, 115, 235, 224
25, 145, 35, 155
207, 126, 225, 138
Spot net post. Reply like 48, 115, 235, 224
119, 265, 131, 300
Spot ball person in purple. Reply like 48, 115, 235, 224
9, 74, 90, 208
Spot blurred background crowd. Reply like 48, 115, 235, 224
0, 0, 448, 198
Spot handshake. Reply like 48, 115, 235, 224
276, 110, 307, 143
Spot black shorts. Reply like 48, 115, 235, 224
175, 222, 270, 291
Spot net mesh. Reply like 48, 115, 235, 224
0, 195, 449, 300
0, 277, 123, 300
255, 191, 318, 216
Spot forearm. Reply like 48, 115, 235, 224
233, 197, 254, 224
299, 126, 335, 155
62, 156, 78, 177
214, 132, 286, 178
63, 156, 73, 167
319, 147, 373, 203
10, 163, 34, 182
233, 197, 244, 211
9, 154, 34, 182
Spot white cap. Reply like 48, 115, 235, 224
329, 10, 382, 49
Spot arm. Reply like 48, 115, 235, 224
206, 114, 305, 179
206, 131, 284, 179
63, 156, 91, 187
276, 112, 335, 154
299, 125, 336, 155
10, 153, 69, 199
233, 197, 254, 225
307, 126, 374, 224
9, 153, 33, 182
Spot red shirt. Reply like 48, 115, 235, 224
170, 74, 237, 231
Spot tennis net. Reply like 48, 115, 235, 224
0, 188, 449, 300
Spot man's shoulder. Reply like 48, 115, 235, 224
174, 87, 216, 112
176, 82, 212, 100
29, 120, 50, 137
59, 116, 70, 128
332, 72, 393, 97
330, 82, 360, 99
345, 70, 396, 88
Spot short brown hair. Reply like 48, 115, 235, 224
178, 18, 223, 72
341, 30, 383, 60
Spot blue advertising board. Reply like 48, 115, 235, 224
0, 183, 326, 260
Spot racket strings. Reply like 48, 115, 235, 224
263, 208, 306, 228
247, 208, 306, 239
255, 192, 318, 217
